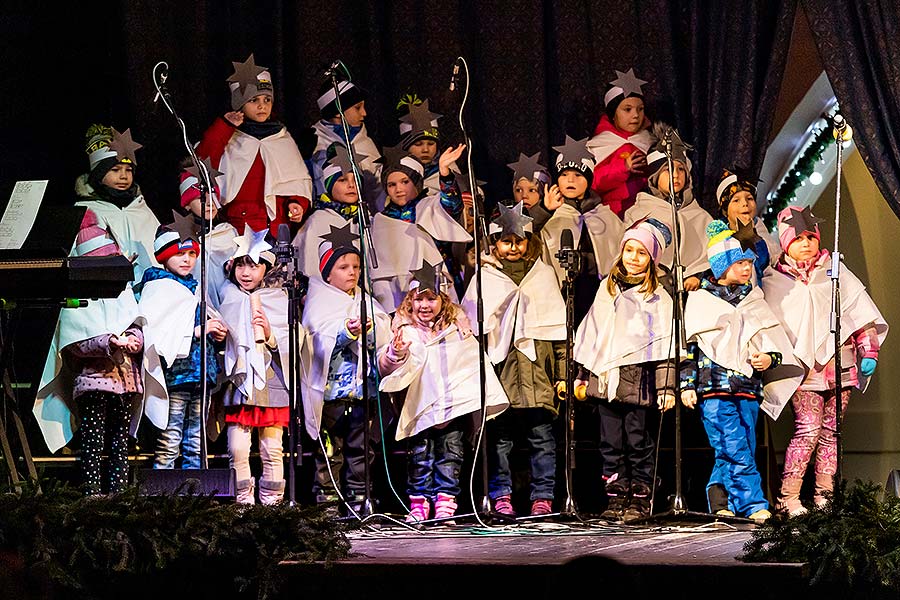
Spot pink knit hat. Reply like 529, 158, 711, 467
776, 205, 822, 253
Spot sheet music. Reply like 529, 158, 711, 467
0, 180, 47, 250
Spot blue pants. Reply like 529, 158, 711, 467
699, 396, 768, 516
487, 407, 556, 501
154, 387, 202, 470
406, 418, 466, 499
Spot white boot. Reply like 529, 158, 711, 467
259, 479, 285, 506
236, 478, 256, 505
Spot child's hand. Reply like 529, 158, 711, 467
109, 335, 127, 350
224, 111, 244, 126
287, 201, 305, 223
390, 328, 411, 358
123, 334, 142, 354
626, 151, 647, 175
544, 184, 564, 211
750, 352, 773, 371
680, 389, 698, 409
683, 276, 701, 292
439, 144, 467, 177
253, 308, 271, 340
207, 318, 228, 342
657, 391, 676, 412
346, 318, 363, 337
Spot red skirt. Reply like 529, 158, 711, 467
224, 405, 289, 428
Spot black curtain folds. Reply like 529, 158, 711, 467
803, 0, 900, 220
1, 0, 796, 218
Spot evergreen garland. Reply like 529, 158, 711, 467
742, 479, 900, 596
0, 479, 351, 599
763, 114, 838, 229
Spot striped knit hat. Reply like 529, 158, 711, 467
154, 225, 200, 264
706, 220, 756, 278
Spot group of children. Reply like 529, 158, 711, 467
33, 57, 888, 526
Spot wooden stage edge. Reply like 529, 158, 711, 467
279, 517, 812, 599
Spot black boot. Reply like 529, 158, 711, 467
600, 480, 630, 522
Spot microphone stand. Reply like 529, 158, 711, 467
451, 57, 503, 525
275, 228, 303, 506
555, 235, 581, 519
153, 62, 215, 470
830, 116, 849, 499
330, 61, 378, 518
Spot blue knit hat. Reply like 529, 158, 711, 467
706, 220, 756, 278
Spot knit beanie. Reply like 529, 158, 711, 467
621, 217, 672, 265
706, 220, 756, 279
381, 153, 425, 193
776, 205, 822, 253
154, 225, 200, 264
603, 68, 648, 119
85, 124, 141, 189
552, 135, 596, 181
227, 54, 274, 111
716, 169, 757, 217
397, 94, 441, 151
318, 239, 361, 281
318, 79, 366, 120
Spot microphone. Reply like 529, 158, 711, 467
559, 228, 574, 254
555, 228, 581, 273
153, 62, 169, 104
832, 113, 853, 142
274, 222, 294, 265
449, 60, 461, 91
324, 60, 341, 78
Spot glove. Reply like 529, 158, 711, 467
556, 381, 587, 401
860, 357, 877, 377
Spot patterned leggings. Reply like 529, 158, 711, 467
782, 389, 851, 480
77, 391, 133, 495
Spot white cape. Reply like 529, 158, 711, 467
33, 288, 142, 452
624, 192, 713, 277
291, 208, 360, 280
460, 258, 566, 364
218, 127, 313, 220
369, 194, 472, 312
574, 279, 674, 398
761, 262, 887, 390
379, 324, 509, 440
219, 283, 295, 403
299, 277, 391, 438
193, 222, 239, 310
684, 286, 805, 420
586, 129, 653, 164
541, 202, 624, 284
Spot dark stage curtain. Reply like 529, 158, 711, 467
0, 0, 796, 218
803, 0, 900, 220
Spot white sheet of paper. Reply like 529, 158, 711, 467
0, 180, 48, 249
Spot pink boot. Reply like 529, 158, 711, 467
434, 493, 458, 524
405, 495, 431, 524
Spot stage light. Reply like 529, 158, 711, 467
809, 171, 823, 185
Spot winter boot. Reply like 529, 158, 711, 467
434, 493, 458, 524
258, 479, 285, 506
777, 477, 808, 517
493, 495, 516, 517
315, 491, 341, 518
814, 473, 835, 508
748, 508, 772, 524
600, 480, 630, 522
707, 483, 730, 514
236, 478, 256, 505
623, 481, 652, 522
405, 495, 431, 524
530, 498, 554, 516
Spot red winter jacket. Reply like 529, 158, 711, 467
590, 114, 650, 219
196, 117, 309, 236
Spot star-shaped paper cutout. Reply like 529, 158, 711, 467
401, 99, 442, 132
493, 201, 533, 239
380, 143, 408, 167
327, 143, 367, 176
227, 53, 267, 96
186, 156, 224, 182
610, 68, 647, 97
507, 152, 546, 182
320, 222, 360, 250
167, 209, 199, 241
732, 218, 762, 253
553, 135, 594, 167
231, 224, 272, 263
783, 205, 824, 237
108, 128, 143, 165
411, 259, 443, 294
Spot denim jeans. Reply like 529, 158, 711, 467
487, 407, 556, 501
154, 387, 202, 470
406, 418, 466, 499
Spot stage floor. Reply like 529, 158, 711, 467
280, 515, 808, 599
